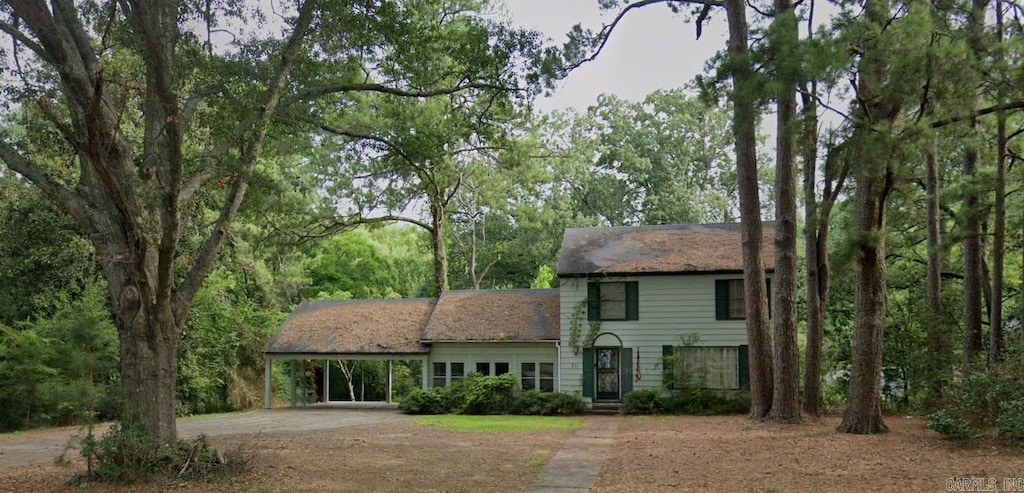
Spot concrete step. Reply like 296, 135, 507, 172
589, 403, 623, 415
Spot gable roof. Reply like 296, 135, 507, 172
421, 289, 560, 342
556, 223, 775, 277
263, 298, 434, 355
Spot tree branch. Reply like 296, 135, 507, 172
0, 18, 50, 62
561, 0, 722, 75
930, 100, 1024, 128
292, 81, 517, 103
174, 0, 318, 325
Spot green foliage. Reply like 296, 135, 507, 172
510, 390, 587, 416
415, 415, 583, 433
304, 230, 402, 300
399, 386, 461, 415
0, 178, 97, 324
458, 373, 519, 415
996, 400, 1024, 444
178, 267, 287, 415
400, 376, 585, 416
926, 410, 975, 441
623, 389, 666, 415
926, 346, 1024, 442
0, 280, 119, 432
76, 423, 250, 483
663, 387, 750, 415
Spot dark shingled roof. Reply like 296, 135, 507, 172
263, 299, 434, 355
421, 289, 560, 342
556, 223, 776, 276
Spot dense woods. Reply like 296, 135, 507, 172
0, 0, 1023, 448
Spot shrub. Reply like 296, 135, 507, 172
399, 387, 458, 415
662, 386, 748, 415
927, 410, 975, 441
996, 399, 1024, 444
457, 373, 518, 415
623, 389, 665, 415
75, 422, 252, 483
511, 391, 587, 416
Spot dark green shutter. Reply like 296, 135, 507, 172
715, 280, 730, 320
766, 278, 772, 319
738, 344, 749, 389
582, 348, 594, 398
625, 281, 639, 320
662, 345, 675, 390
587, 282, 600, 321
620, 348, 633, 397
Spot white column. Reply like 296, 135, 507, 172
421, 358, 429, 389
324, 359, 331, 403
386, 360, 393, 403
289, 360, 297, 407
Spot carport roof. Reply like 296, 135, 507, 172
556, 222, 776, 276
263, 298, 434, 355
421, 289, 560, 342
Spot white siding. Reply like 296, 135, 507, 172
558, 275, 758, 396
427, 343, 557, 387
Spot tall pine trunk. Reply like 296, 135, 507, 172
769, 0, 800, 423
961, 0, 990, 372
724, 0, 773, 418
838, 0, 898, 434
924, 140, 947, 405
990, 0, 1007, 363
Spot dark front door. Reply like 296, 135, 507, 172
596, 347, 620, 401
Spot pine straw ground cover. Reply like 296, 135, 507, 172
595, 415, 1024, 493
0, 415, 1022, 492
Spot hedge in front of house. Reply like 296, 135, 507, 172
399, 374, 586, 416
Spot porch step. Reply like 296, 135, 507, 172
589, 403, 623, 416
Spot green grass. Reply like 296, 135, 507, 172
414, 415, 583, 433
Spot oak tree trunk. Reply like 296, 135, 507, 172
430, 198, 449, 295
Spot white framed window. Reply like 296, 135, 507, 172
474, 362, 510, 376
432, 362, 465, 387
521, 362, 555, 392
676, 346, 739, 389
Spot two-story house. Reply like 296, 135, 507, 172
262, 223, 774, 407
555, 223, 774, 403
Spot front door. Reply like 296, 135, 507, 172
595, 347, 620, 401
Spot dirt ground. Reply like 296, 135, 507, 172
1, 411, 1022, 492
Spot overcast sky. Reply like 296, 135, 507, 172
500, 1, 732, 112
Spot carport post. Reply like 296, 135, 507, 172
421, 357, 429, 389
386, 360, 393, 403
264, 356, 272, 409
290, 360, 297, 407
324, 359, 330, 403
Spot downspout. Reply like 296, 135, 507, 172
555, 341, 561, 392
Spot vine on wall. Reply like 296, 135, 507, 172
569, 298, 602, 355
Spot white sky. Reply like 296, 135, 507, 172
500, 1, 731, 113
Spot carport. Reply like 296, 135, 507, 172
263, 298, 435, 408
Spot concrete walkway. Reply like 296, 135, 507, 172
528, 415, 621, 492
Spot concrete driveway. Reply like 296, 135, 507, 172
0, 405, 412, 469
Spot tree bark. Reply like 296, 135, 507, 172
990, 0, 1007, 363
430, 197, 449, 295
961, 0, 990, 373
837, 0, 897, 435
723, 0, 773, 419
769, 0, 800, 423
0, 0, 317, 442
924, 139, 947, 405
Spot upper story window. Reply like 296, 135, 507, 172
715, 278, 771, 320
588, 281, 639, 321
